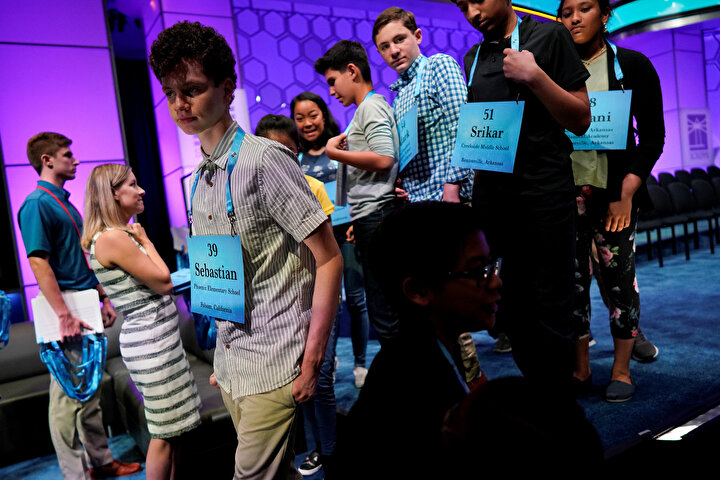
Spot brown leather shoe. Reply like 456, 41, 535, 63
89, 460, 143, 478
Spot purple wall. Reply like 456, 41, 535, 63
232, 0, 479, 130
614, 19, 719, 174
704, 20, 720, 165
0, 1, 126, 322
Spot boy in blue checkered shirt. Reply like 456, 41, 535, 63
373, 7, 473, 203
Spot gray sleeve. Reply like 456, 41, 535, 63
356, 97, 398, 159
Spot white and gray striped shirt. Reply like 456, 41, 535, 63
190, 122, 328, 399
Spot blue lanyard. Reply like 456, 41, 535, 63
40, 334, 107, 402
190, 128, 246, 231
401, 56, 427, 100
436, 339, 471, 394
468, 15, 522, 88
343, 90, 376, 135
606, 41, 625, 87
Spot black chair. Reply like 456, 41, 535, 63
638, 185, 688, 266
646, 174, 658, 186
688, 179, 717, 254
712, 177, 720, 236
696, 177, 720, 242
658, 172, 676, 189
667, 182, 708, 257
636, 195, 661, 265
708, 165, 720, 178
674, 169, 693, 187
712, 177, 720, 201
690, 167, 711, 182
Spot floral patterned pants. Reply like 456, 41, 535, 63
573, 185, 640, 340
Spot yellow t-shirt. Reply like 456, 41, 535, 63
305, 175, 334, 216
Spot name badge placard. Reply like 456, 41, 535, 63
451, 101, 524, 173
188, 235, 245, 323
567, 90, 633, 150
397, 105, 419, 172
324, 181, 352, 226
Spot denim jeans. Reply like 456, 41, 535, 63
301, 316, 338, 456
334, 224, 369, 367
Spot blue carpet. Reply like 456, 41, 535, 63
0, 434, 145, 480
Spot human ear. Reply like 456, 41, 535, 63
601, 10, 610, 28
41, 154, 53, 169
415, 28, 423, 45
402, 277, 433, 307
222, 78, 234, 103
347, 63, 360, 82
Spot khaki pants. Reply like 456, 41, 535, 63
221, 382, 300, 480
48, 362, 113, 480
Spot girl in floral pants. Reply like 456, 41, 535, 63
573, 185, 642, 403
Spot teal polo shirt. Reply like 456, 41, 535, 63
18, 180, 98, 290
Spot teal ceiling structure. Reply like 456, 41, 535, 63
514, 0, 720, 33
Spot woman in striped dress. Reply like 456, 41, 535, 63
81, 164, 201, 480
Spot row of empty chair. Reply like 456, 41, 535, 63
639, 165, 720, 267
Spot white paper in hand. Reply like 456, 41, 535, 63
31, 289, 104, 344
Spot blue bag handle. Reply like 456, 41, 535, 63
39, 333, 107, 402
0, 291, 10, 349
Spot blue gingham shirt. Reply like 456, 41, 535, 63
390, 54, 473, 201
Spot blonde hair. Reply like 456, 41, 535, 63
81, 164, 135, 249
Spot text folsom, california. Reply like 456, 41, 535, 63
199, 301, 232, 314
195, 262, 239, 281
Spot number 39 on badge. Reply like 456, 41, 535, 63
188, 235, 245, 323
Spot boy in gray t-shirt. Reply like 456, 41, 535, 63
315, 40, 401, 345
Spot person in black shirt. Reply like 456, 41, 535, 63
453, 0, 591, 395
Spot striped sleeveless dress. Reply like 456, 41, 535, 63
91, 229, 201, 439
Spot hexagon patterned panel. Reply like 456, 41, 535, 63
233, 1, 480, 131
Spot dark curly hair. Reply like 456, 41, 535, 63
149, 21, 237, 89
290, 92, 341, 153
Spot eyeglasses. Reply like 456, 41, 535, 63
446, 258, 502, 288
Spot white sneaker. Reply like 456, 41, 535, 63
353, 366, 368, 388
